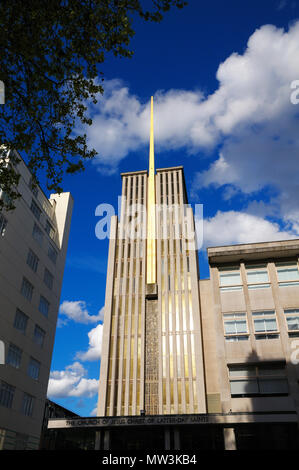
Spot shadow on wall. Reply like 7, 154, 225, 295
228, 350, 299, 450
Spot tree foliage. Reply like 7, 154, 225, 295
0, 0, 187, 209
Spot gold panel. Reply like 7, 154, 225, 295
146, 96, 156, 284
206, 393, 222, 413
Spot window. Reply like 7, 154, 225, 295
21, 393, 34, 417
0, 213, 7, 236
276, 262, 299, 287
28, 357, 40, 380
228, 364, 288, 397
30, 199, 41, 220
48, 244, 57, 264
252, 311, 278, 339
246, 264, 270, 290
219, 267, 242, 292
223, 313, 249, 341
33, 325, 46, 347
0, 381, 15, 408
43, 268, 53, 290
32, 223, 43, 246
39, 295, 49, 317
45, 220, 55, 240
14, 309, 28, 334
284, 309, 299, 337
6, 343, 22, 369
29, 177, 38, 198
26, 249, 39, 273
21, 277, 33, 301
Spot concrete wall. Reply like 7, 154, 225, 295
0, 152, 73, 449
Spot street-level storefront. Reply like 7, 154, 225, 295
43, 412, 299, 450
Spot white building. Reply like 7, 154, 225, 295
0, 150, 73, 449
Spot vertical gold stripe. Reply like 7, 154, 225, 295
146, 96, 156, 284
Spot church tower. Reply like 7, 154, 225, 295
97, 98, 206, 416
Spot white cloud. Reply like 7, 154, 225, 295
200, 210, 298, 248
47, 362, 98, 399
90, 405, 98, 417
76, 323, 103, 361
84, 22, 299, 231
85, 22, 299, 163
59, 301, 104, 325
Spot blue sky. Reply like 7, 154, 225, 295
46, 0, 299, 416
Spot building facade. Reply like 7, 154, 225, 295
46, 99, 299, 450
0, 150, 73, 449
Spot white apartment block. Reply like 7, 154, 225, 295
0, 150, 73, 449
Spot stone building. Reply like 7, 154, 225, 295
0, 149, 73, 449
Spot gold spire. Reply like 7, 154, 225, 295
146, 96, 156, 284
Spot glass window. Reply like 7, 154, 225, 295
6, 343, 22, 368
39, 296, 49, 317
43, 268, 53, 290
219, 268, 242, 292
21, 277, 33, 301
0, 381, 15, 408
14, 309, 28, 334
32, 223, 43, 246
277, 265, 299, 281
256, 334, 279, 340
48, 244, 57, 264
33, 325, 45, 347
26, 249, 39, 273
21, 393, 34, 417
284, 309, 299, 333
252, 311, 278, 335
30, 199, 41, 220
230, 379, 259, 395
45, 220, 55, 240
219, 271, 241, 287
247, 270, 269, 283
286, 316, 299, 330
224, 320, 247, 334
223, 313, 248, 341
29, 177, 38, 198
229, 364, 288, 397
28, 357, 40, 380
276, 262, 299, 287
0, 213, 7, 236
246, 264, 270, 289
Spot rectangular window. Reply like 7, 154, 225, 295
21, 393, 35, 417
26, 249, 39, 273
0, 381, 15, 408
43, 268, 54, 290
14, 309, 28, 334
32, 223, 43, 246
45, 220, 55, 240
252, 311, 278, 338
284, 309, 299, 336
39, 295, 49, 317
276, 262, 299, 287
21, 277, 33, 301
29, 177, 38, 198
229, 364, 288, 397
6, 343, 22, 368
223, 313, 248, 341
219, 267, 242, 291
28, 357, 40, 380
0, 213, 7, 236
246, 264, 270, 289
33, 325, 46, 347
30, 199, 41, 220
48, 244, 57, 264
